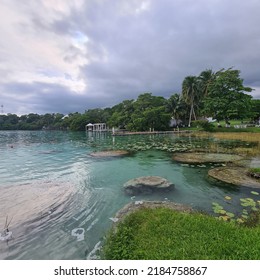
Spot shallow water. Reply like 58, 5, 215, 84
0, 130, 259, 259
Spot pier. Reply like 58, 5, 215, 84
112, 130, 191, 136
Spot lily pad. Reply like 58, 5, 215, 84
240, 198, 256, 207
226, 212, 235, 218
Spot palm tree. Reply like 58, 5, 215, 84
167, 94, 187, 127
198, 69, 215, 97
181, 76, 199, 127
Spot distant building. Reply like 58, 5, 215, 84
86, 123, 108, 132
169, 118, 182, 128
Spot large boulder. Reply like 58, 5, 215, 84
123, 176, 174, 195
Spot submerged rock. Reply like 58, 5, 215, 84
90, 150, 129, 157
173, 152, 243, 164
123, 176, 174, 195
208, 167, 260, 188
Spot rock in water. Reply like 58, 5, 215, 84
208, 167, 260, 188
90, 150, 129, 157
173, 152, 243, 164
123, 176, 174, 195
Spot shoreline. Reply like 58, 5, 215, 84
112, 200, 193, 225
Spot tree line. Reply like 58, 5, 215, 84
1, 68, 259, 131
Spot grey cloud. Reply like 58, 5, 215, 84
1, 0, 260, 115
79, 0, 260, 97
1, 81, 110, 115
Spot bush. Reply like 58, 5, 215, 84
191, 120, 215, 132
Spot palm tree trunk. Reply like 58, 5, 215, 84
192, 106, 197, 120
188, 104, 193, 127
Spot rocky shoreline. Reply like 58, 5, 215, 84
111, 201, 193, 225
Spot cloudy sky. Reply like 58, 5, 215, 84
0, 0, 260, 115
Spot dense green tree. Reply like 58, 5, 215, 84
166, 94, 188, 124
26, 113, 41, 123
108, 100, 135, 129
203, 68, 253, 122
133, 93, 166, 111
143, 106, 171, 131
126, 93, 169, 131
85, 109, 105, 123
251, 99, 260, 122
198, 69, 219, 97
69, 113, 87, 131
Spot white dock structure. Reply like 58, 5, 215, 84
86, 123, 108, 132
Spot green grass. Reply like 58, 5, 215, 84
103, 208, 260, 260
179, 119, 260, 133
214, 120, 246, 126
214, 127, 260, 133
249, 168, 260, 174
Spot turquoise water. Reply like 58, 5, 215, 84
0, 131, 258, 259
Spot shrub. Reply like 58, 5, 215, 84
191, 120, 215, 132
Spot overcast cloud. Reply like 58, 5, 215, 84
0, 0, 260, 115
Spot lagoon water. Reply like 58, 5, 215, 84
0, 130, 259, 259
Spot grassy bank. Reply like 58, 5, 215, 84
103, 207, 260, 260
180, 119, 260, 133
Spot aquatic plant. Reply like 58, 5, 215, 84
191, 131, 260, 156
212, 192, 260, 225
112, 139, 193, 153
212, 132, 260, 142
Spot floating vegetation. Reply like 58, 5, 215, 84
212, 132, 260, 143
173, 152, 243, 164
212, 195, 260, 225
240, 198, 258, 210
191, 132, 260, 156
114, 141, 192, 153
